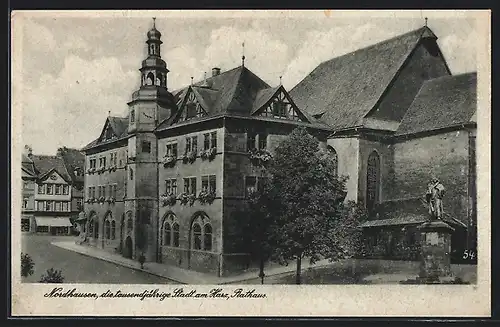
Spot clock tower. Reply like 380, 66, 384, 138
125, 18, 176, 262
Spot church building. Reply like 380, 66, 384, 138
79, 20, 477, 276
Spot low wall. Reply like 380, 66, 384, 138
349, 259, 477, 283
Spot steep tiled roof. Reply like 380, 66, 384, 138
58, 147, 85, 183
157, 66, 271, 129
31, 155, 71, 182
21, 154, 36, 177
289, 26, 441, 130
396, 72, 477, 136
82, 116, 129, 151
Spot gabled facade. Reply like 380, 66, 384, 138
80, 21, 477, 273
21, 146, 85, 235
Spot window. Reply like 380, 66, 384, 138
46, 184, 53, 195
272, 101, 287, 118
63, 185, 69, 195
210, 132, 217, 150
247, 132, 267, 151
163, 221, 171, 246
23, 198, 28, 209
23, 182, 29, 189
191, 213, 212, 251
245, 176, 257, 197
184, 177, 197, 195
193, 223, 202, 250
89, 158, 97, 169
55, 202, 61, 211
55, 184, 61, 195
62, 202, 69, 212
327, 146, 338, 177
45, 201, 53, 211
76, 199, 83, 210
105, 220, 111, 239
130, 168, 134, 181
100, 157, 107, 169
95, 220, 100, 238
37, 201, 43, 211
186, 102, 197, 119
142, 141, 151, 153
172, 223, 180, 247
185, 136, 197, 153
111, 220, 116, 240
166, 142, 178, 157
37, 184, 45, 194
112, 184, 117, 198
204, 133, 210, 151
366, 151, 381, 213
21, 219, 30, 232
130, 109, 135, 122
201, 175, 216, 194
204, 224, 213, 251
127, 215, 133, 233
165, 179, 177, 195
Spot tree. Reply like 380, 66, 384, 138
263, 127, 349, 284
21, 253, 35, 278
39, 268, 64, 283
240, 188, 274, 284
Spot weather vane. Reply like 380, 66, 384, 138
242, 42, 246, 67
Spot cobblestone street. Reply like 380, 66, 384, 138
21, 234, 175, 284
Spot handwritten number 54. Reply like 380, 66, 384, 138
463, 250, 476, 260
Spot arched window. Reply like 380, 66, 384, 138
156, 73, 162, 86
127, 212, 133, 233
172, 223, 180, 247
327, 146, 338, 177
89, 218, 94, 236
204, 224, 212, 251
105, 220, 111, 239
111, 220, 116, 240
163, 220, 171, 246
146, 72, 154, 86
366, 151, 381, 213
95, 220, 100, 238
191, 213, 212, 251
193, 223, 202, 250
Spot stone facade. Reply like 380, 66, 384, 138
80, 22, 477, 275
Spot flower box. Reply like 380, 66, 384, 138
98, 196, 106, 203
200, 149, 209, 160
178, 193, 196, 205
186, 151, 197, 163
163, 155, 176, 167
248, 149, 272, 165
208, 147, 217, 160
198, 191, 216, 204
161, 193, 177, 206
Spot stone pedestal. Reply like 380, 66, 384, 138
417, 220, 455, 283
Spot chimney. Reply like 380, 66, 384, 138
212, 67, 221, 77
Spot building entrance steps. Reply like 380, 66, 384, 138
51, 241, 333, 284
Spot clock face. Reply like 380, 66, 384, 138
50, 175, 57, 180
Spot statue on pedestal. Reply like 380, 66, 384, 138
425, 176, 445, 220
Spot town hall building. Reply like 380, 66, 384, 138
79, 20, 477, 276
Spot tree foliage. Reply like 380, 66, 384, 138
253, 127, 354, 283
21, 253, 35, 278
39, 268, 64, 283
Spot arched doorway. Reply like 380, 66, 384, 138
124, 236, 133, 259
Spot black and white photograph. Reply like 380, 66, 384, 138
11, 10, 490, 317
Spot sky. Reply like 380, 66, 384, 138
15, 11, 480, 155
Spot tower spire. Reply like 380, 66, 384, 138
241, 42, 245, 67
153, 17, 156, 28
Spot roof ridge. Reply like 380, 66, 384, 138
423, 71, 477, 83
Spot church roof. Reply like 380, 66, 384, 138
289, 26, 444, 130
396, 72, 477, 136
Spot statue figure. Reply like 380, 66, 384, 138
425, 176, 445, 220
